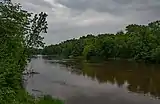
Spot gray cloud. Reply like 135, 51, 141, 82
57, 0, 160, 16
12, 0, 160, 44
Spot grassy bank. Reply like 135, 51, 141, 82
15, 90, 63, 104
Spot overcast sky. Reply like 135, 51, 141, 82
12, 0, 160, 45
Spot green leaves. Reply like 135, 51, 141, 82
26, 12, 48, 48
0, 1, 51, 104
43, 20, 160, 63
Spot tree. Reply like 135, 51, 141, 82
42, 20, 160, 63
0, 1, 48, 103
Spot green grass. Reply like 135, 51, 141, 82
36, 95, 64, 104
3, 89, 64, 104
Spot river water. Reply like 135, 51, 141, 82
24, 56, 160, 104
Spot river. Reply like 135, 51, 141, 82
24, 56, 160, 104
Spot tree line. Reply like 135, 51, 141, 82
42, 21, 160, 63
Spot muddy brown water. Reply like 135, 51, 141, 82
24, 56, 160, 104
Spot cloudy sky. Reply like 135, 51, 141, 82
12, 0, 160, 45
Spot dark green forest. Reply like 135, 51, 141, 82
0, 1, 62, 104
42, 21, 160, 63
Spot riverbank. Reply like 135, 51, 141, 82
41, 54, 160, 64
68, 55, 160, 64
0, 59, 64, 104
11, 89, 63, 104
0, 56, 64, 104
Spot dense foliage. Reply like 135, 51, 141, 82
42, 21, 160, 63
0, 1, 62, 104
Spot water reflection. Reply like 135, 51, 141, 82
49, 58, 160, 99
